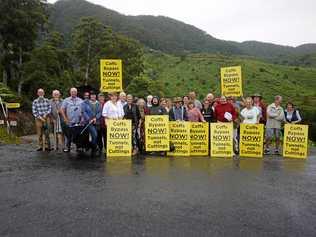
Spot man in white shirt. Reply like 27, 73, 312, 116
240, 97, 260, 124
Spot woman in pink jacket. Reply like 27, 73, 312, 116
187, 101, 205, 122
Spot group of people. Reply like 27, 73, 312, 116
32, 87, 302, 156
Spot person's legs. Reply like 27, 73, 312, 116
233, 128, 239, 154
132, 124, 139, 155
62, 124, 71, 152
44, 118, 51, 150
87, 125, 98, 151
97, 127, 103, 151
275, 128, 281, 154
104, 126, 107, 154
52, 119, 58, 150
265, 128, 273, 154
102, 127, 106, 151
35, 118, 44, 150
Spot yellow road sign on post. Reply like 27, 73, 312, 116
220, 66, 243, 97
283, 124, 309, 159
100, 59, 122, 92
6, 103, 20, 109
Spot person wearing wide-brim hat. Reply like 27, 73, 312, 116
169, 96, 188, 121
251, 93, 266, 124
251, 93, 263, 100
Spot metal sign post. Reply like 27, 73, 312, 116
0, 96, 10, 134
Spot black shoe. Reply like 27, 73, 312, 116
91, 146, 98, 157
36, 147, 43, 151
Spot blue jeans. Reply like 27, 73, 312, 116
87, 124, 98, 146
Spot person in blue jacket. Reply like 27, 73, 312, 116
81, 91, 102, 153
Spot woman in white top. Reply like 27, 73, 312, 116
240, 97, 260, 124
102, 92, 124, 125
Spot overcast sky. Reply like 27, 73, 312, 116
48, 0, 316, 46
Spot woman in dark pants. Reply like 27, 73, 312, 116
123, 94, 141, 156
97, 93, 107, 155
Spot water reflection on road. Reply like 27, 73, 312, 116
104, 156, 307, 177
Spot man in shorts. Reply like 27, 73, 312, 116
265, 95, 284, 155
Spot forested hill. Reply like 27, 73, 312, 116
50, 0, 316, 60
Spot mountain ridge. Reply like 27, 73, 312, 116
49, 0, 316, 59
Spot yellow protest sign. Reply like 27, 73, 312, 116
190, 122, 209, 156
100, 59, 122, 92
283, 124, 309, 159
145, 115, 170, 151
220, 66, 243, 97
167, 121, 191, 156
6, 103, 20, 109
106, 119, 132, 157
210, 123, 234, 157
239, 124, 264, 158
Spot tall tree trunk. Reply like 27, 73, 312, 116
84, 35, 91, 86
17, 46, 23, 96
17, 81, 23, 96
2, 70, 7, 86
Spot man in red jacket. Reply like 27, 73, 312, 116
214, 96, 237, 122
214, 96, 239, 154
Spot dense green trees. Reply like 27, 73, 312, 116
0, 0, 47, 95
71, 17, 144, 89
0, 1, 145, 99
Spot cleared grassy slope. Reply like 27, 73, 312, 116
144, 52, 316, 104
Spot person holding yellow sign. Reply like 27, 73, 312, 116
240, 97, 260, 124
102, 92, 124, 148
214, 96, 238, 153
169, 97, 188, 121
284, 102, 302, 124
123, 94, 141, 155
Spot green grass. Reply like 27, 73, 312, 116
143, 51, 316, 140
143, 52, 316, 104
0, 127, 20, 144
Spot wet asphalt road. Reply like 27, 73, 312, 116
0, 144, 316, 237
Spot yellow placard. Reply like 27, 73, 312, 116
239, 124, 264, 158
6, 103, 20, 109
220, 66, 243, 97
106, 119, 132, 157
210, 123, 234, 157
145, 115, 170, 151
167, 121, 191, 156
283, 124, 308, 159
100, 59, 122, 92
190, 122, 209, 156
